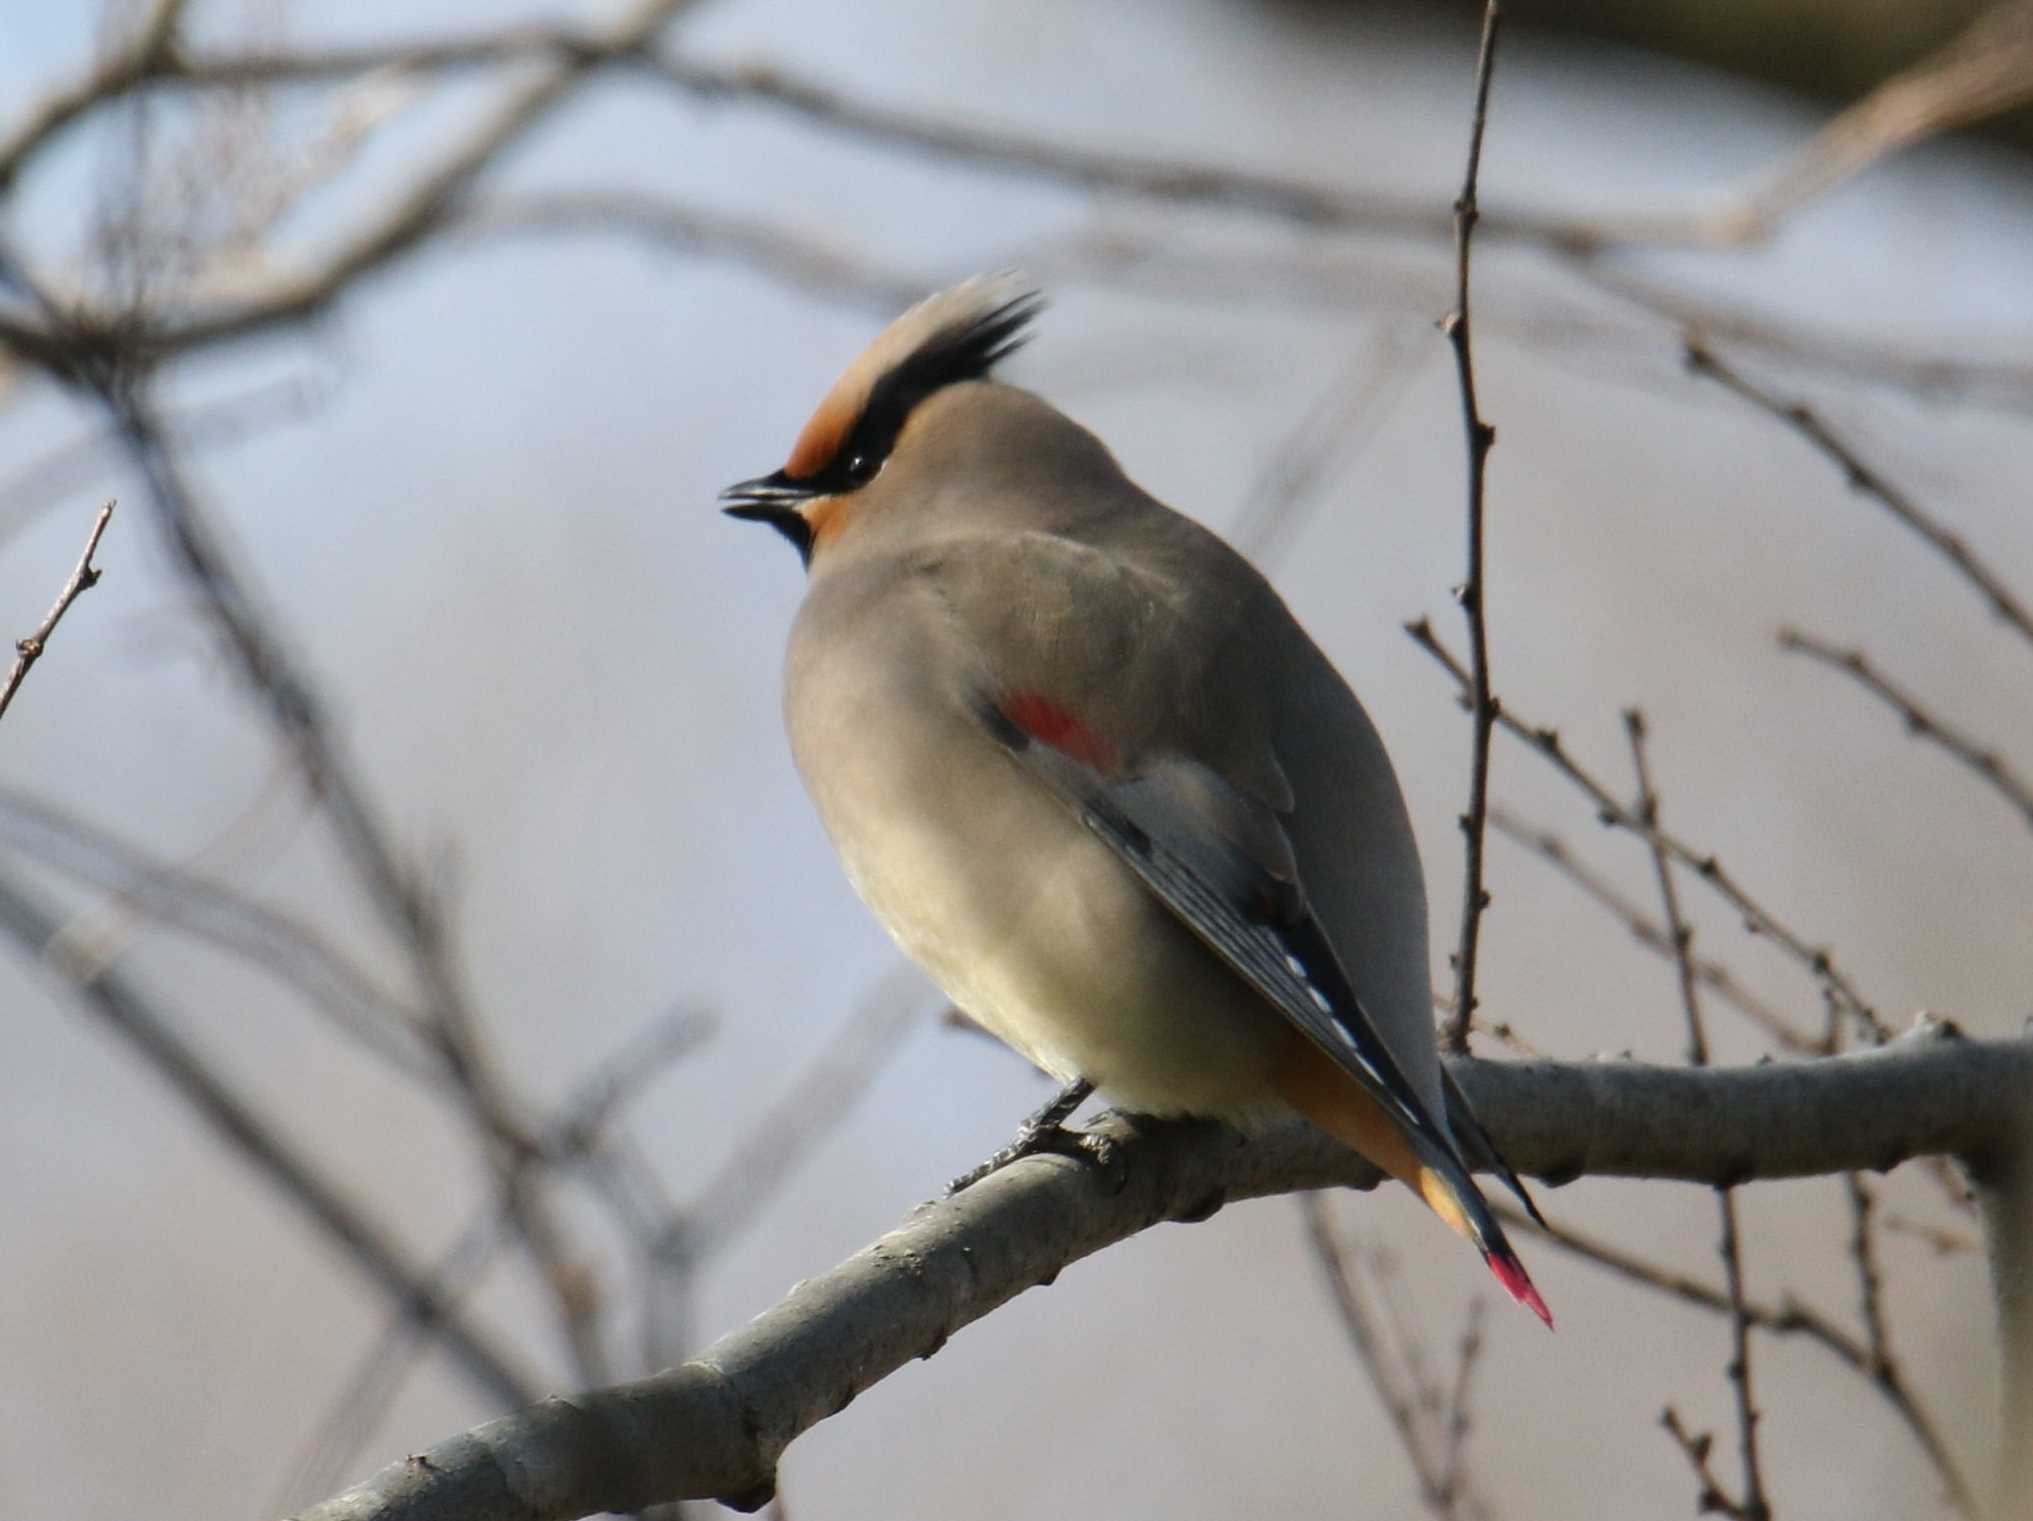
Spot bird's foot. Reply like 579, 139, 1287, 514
949, 1078, 1123, 1193
947, 1121, 1121, 1194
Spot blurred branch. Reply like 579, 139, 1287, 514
1409, 618, 1890, 1043
679, 969, 923, 1249
444, 191, 925, 312
1301, 1195, 1487, 1519
0, 864, 539, 1413
1686, 340, 2033, 649
1715, 0, 2033, 240
1881, 1208, 1981, 1256
1301, 1197, 1433, 1505
1438, 1299, 1487, 1519
1779, 627, 2033, 831
1572, 261, 2033, 410
1488, 804, 1818, 1052
0, 498, 113, 721
290, 1025, 2031, 1520
17, 13, 2029, 270
1977, 1153, 2033, 1506
1559, 0, 2033, 252
2, 17, 2028, 426
0, 17, 620, 196
1440, 0, 1502, 1057
0, 0, 709, 369
0, 0, 187, 193
1845, 1173, 1894, 1374
279, 1004, 715, 1513
1228, 322, 1427, 567
1014, 225, 2033, 410
103, 382, 618, 1387
548, 1005, 718, 1162
0, 370, 329, 547
0, 786, 435, 1078
277, 1208, 514, 1515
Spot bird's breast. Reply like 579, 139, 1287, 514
781, 588, 1289, 1120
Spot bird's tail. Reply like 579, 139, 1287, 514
1279, 1052, 1553, 1329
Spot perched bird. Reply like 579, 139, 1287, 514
722, 276, 1550, 1325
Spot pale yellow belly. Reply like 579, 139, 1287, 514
801, 696, 1291, 1123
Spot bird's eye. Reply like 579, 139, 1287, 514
845, 452, 880, 485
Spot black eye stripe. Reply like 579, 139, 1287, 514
817, 292, 1041, 491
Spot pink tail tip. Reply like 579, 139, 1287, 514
1487, 1251, 1555, 1330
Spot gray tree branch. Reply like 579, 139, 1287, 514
291, 1024, 2032, 1520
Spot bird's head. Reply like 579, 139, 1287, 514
720, 274, 1042, 566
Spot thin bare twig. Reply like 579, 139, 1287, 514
0, 499, 113, 721
1627, 712, 1769, 1521
1625, 712, 1709, 1067
1686, 340, 2033, 651
1494, 1200, 1977, 1516
1660, 1406, 1737, 1517
1487, 804, 1817, 1052
1780, 626, 2033, 831
1440, 0, 1502, 1057
1408, 619, 1889, 1044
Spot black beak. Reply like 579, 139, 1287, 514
720, 469, 817, 564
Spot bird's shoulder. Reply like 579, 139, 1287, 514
904, 526, 1292, 809
904, 523, 1255, 660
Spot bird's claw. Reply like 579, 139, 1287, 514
947, 1120, 1123, 1195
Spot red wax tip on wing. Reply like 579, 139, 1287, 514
1002, 689, 1117, 770
1486, 1251, 1555, 1330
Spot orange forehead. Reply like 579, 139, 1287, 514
778, 274, 1034, 482
784, 379, 866, 481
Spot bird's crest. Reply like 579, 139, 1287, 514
784, 274, 1041, 483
